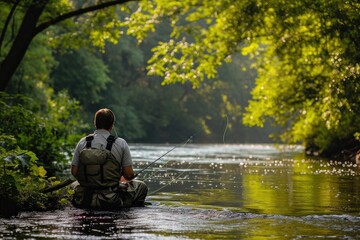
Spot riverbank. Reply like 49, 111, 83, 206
306, 136, 360, 164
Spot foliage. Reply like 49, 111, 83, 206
0, 5, 57, 105
0, 92, 83, 216
2, 0, 358, 156
52, 48, 111, 109
123, 0, 360, 153
43, 1, 124, 51
0, 134, 70, 217
122, 1, 247, 87
1, 0, 268, 145
63, 32, 252, 143
0, 92, 86, 173
240, 0, 360, 154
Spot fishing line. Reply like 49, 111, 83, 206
148, 162, 194, 196
222, 114, 229, 144
137, 157, 175, 183
141, 133, 199, 195
134, 134, 195, 178
113, 125, 119, 138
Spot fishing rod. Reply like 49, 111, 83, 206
134, 134, 194, 178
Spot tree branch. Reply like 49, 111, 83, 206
0, 0, 20, 54
41, 178, 75, 193
34, 0, 137, 35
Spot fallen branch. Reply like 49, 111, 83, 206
41, 178, 76, 193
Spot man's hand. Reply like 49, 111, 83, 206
118, 179, 129, 189
120, 176, 129, 182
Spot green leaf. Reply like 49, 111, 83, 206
3, 155, 15, 163
16, 154, 31, 168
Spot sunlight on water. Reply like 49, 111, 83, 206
132, 143, 304, 164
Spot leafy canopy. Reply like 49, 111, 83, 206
1, 0, 359, 153
123, 0, 360, 152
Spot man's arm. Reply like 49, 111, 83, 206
121, 165, 135, 181
71, 165, 78, 177
71, 139, 84, 178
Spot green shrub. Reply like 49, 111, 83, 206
0, 92, 86, 174
0, 92, 86, 216
0, 134, 71, 217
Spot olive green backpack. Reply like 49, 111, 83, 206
76, 134, 121, 188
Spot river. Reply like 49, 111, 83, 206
1, 144, 359, 239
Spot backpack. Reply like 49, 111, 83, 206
76, 134, 121, 188
73, 134, 126, 209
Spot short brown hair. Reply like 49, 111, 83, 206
94, 108, 115, 130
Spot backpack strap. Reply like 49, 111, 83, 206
106, 135, 116, 151
85, 134, 94, 148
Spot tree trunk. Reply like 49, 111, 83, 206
0, 1, 48, 91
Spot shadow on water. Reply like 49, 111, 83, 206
1, 144, 360, 239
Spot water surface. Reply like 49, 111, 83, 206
1, 144, 359, 239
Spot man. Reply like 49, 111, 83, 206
71, 108, 148, 208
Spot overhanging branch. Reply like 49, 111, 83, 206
34, 0, 137, 35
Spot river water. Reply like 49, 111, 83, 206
1, 144, 360, 239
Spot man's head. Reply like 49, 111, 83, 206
94, 108, 115, 130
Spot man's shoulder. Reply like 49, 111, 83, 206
76, 136, 88, 145
113, 136, 128, 147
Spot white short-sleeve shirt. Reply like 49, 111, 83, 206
71, 129, 133, 168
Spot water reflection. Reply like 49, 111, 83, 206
72, 210, 136, 236
133, 144, 360, 216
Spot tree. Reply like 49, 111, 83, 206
123, 0, 360, 156
0, 0, 134, 91
91, 24, 257, 143
51, 48, 111, 109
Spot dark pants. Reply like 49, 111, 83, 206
71, 180, 148, 209
120, 180, 148, 207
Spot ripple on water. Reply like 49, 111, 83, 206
1, 205, 360, 239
